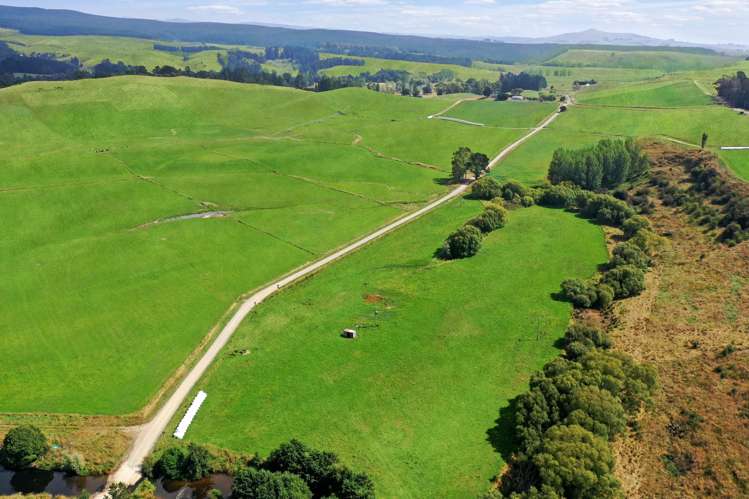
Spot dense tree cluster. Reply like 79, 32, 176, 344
0, 425, 49, 470
0, 53, 79, 75
150, 443, 212, 481
439, 225, 483, 260
233, 468, 312, 499
232, 440, 374, 499
715, 71, 749, 110
500, 323, 656, 498
148, 439, 373, 499
451, 147, 490, 182
469, 177, 537, 207
538, 185, 637, 228
499, 72, 548, 93
467, 205, 508, 233
548, 139, 650, 190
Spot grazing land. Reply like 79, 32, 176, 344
443, 100, 558, 128
577, 79, 714, 107
183, 203, 607, 498
492, 73, 749, 184
0, 76, 548, 415
546, 48, 738, 72
319, 53, 501, 80
1, 10, 748, 496
0, 29, 251, 70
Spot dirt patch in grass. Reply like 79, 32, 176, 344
611, 143, 749, 498
363, 293, 385, 304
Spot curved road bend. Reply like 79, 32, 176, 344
107, 107, 562, 489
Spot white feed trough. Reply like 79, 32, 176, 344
721, 147, 749, 150
174, 390, 207, 439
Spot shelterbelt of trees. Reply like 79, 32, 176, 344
715, 71, 749, 110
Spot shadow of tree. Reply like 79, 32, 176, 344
486, 397, 519, 462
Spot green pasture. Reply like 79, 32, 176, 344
578, 79, 713, 107
0, 30, 252, 70
0, 76, 551, 414
444, 100, 558, 127
492, 128, 604, 184
490, 92, 749, 183
184, 202, 606, 498
504, 63, 664, 92
546, 48, 738, 72
319, 53, 500, 80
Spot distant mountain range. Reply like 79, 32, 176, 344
0, 5, 745, 64
488, 29, 749, 55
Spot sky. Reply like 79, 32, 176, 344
3, 0, 749, 45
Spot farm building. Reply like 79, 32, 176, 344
342, 328, 358, 339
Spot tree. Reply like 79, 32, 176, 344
182, 443, 212, 481
440, 225, 483, 260
451, 147, 472, 183
469, 152, 490, 179
470, 176, 502, 200
467, 206, 507, 233
565, 386, 627, 440
610, 242, 650, 270
154, 446, 186, 480
701, 132, 709, 149
331, 467, 375, 499
559, 279, 613, 310
107, 483, 133, 499
264, 439, 338, 496
548, 139, 648, 190
562, 323, 611, 359
232, 468, 312, 499
560, 279, 598, 308
1, 425, 49, 469
532, 424, 620, 498
621, 216, 650, 239
602, 265, 645, 299
132, 480, 157, 499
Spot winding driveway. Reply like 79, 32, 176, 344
106, 104, 563, 489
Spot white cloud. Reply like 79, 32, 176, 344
187, 4, 244, 15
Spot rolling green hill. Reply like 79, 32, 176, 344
0, 28, 241, 70
578, 79, 714, 107
0, 76, 553, 415
546, 48, 738, 72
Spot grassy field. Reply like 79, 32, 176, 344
320, 54, 667, 94
0, 29, 255, 70
492, 128, 604, 184
491, 80, 749, 183
546, 49, 738, 72
0, 76, 553, 415
578, 79, 714, 107
319, 53, 500, 80
443, 100, 558, 128
183, 201, 606, 498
